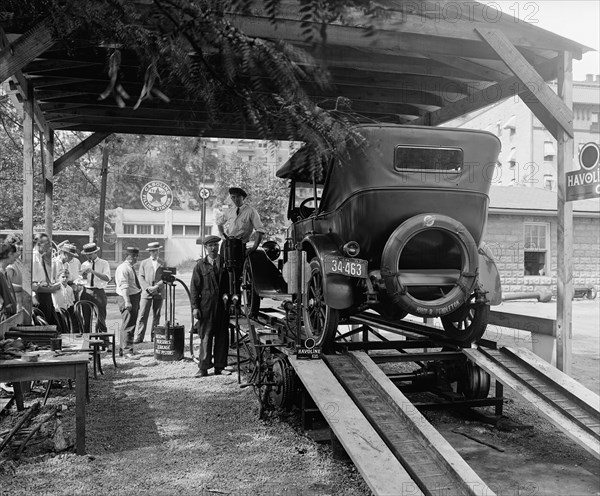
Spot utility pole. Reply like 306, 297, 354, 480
98, 145, 109, 248
199, 142, 209, 255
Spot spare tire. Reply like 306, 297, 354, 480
381, 213, 478, 317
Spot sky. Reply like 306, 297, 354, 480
494, 0, 600, 81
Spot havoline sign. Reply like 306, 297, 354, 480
566, 142, 600, 202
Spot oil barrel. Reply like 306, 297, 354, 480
154, 324, 185, 361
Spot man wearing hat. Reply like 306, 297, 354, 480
55, 242, 82, 285
115, 246, 142, 358
134, 242, 166, 344
190, 235, 230, 376
217, 187, 265, 254
79, 242, 111, 332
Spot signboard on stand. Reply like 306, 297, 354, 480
566, 143, 600, 202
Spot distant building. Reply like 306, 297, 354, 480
486, 186, 599, 295
448, 75, 600, 191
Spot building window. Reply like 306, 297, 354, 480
123, 224, 164, 235
153, 224, 164, 235
523, 223, 549, 276
137, 224, 152, 235
123, 224, 135, 235
543, 141, 556, 161
172, 224, 201, 237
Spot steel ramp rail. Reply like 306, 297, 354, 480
323, 352, 494, 496
463, 346, 600, 460
288, 355, 422, 496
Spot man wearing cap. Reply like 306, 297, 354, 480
115, 246, 142, 358
217, 187, 265, 254
134, 242, 166, 344
79, 242, 111, 332
190, 235, 230, 377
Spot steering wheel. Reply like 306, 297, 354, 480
299, 197, 320, 219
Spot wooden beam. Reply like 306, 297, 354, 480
22, 83, 34, 314
555, 52, 574, 374
0, 20, 55, 83
0, 28, 48, 131
231, 15, 501, 60
411, 58, 558, 127
43, 129, 54, 239
53, 132, 111, 175
427, 54, 512, 82
475, 28, 573, 138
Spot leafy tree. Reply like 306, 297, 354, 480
5, 0, 374, 178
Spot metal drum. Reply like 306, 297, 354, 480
154, 324, 185, 361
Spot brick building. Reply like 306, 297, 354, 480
486, 186, 599, 295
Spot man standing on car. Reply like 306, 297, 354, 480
115, 246, 142, 359
190, 236, 230, 377
217, 187, 265, 254
134, 242, 165, 344
79, 242, 111, 332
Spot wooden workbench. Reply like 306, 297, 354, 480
0, 354, 89, 455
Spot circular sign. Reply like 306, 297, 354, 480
579, 142, 600, 171
104, 232, 118, 245
199, 188, 210, 199
141, 181, 173, 211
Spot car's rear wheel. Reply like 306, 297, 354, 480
303, 258, 339, 349
242, 258, 261, 318
440, 293, 489, 344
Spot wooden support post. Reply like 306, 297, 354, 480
556, 52, 574, 374
43, 129, 54, 240
22, 84, 35, 314
98, 146, 109, 248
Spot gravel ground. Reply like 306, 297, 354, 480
1, 344, 370, 496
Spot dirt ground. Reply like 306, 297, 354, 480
1, 279, 598, 495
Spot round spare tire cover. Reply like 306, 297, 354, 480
381, 213, 478, 317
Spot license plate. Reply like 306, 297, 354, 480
323, 255, 368, 278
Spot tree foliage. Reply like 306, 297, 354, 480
4, 0, 376, 178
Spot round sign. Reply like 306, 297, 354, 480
104, 232, 118, 245
199, 188, 210, 199
141, 181, 173, 212
579, 142, 600, 171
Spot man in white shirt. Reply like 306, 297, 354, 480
79, 242, 111, 332
217, 187, 265, 253
115, 246, 142, 358
31, 233, 61, 325
134, 242, 165, 344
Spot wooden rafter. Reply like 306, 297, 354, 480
53, 132, 111, 175
476, 27, 573, 138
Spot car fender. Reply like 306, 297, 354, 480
478, 243, 502, 305
247, 250, 288, 295
302, 234, 354, 310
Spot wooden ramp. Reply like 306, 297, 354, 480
464, 346, 600, 460
289, 355, 422, 496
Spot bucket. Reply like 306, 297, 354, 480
154, 324, 185, 361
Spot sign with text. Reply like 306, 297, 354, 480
566, 143, 600, 202
141, 181, 174, 211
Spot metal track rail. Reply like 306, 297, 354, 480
464, 346, 600, 460
323, 351, 494, 496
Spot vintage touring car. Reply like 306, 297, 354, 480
242, 124, 503, 348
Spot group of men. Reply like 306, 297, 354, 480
5, 185, 264, 368
24, 234, 166, 360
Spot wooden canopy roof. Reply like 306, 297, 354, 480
1, 1, 591, 141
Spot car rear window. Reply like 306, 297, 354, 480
394, 145, 463, 172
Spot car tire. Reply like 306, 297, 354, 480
440, 293, 489, 344
303, 258, 339, 350
242, 258, 261, 318
381, 213, 478, 318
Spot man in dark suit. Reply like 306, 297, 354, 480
190, 235, 230, 377
134, 242, 165, 344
